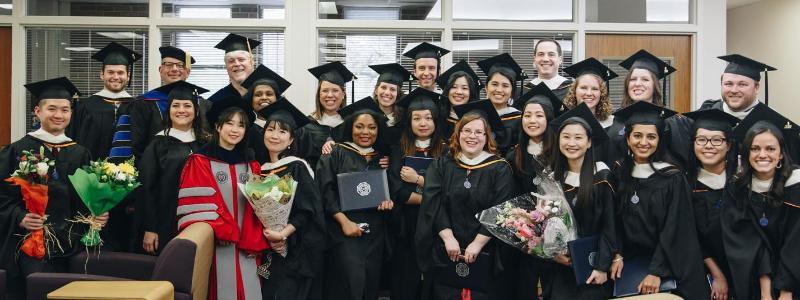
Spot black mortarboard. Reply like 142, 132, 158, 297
612, 100, 677, 126
369, 63, 412, 87
512, 82, 567, 118
205, 96, 248, 128
25, 77, 81, 105
550, 102, 608, 142
338, 96, 384, 121
403, 42, 450, 60
257, 98, 310, 129
563, 57, 618, 82
396, 88, 441, 114
733, 105, 799, 143
242, 64, 291, 95
308, 61, 356, 87
476, 53, 524, 82
719, 54, 777, 105
683, 109, 739, 134
154, 80, 208, 105
453, 100, 504, 134
436, 59, 483, 91
619, 49, 676, 79
92, 42, 142, 66
159, 46, 196, 66
214, 33, 261, 54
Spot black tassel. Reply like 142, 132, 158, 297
350, 80, 355, 104
764, 70, 769, 106
662, 78, 667, 107
128, 62, 134, 88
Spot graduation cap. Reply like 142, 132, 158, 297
154, 80, 208, 105
159, 46, 196, 69
257, 98, 310, 129
563, 57, 618, 82
369, 63, 412, 88
338, 96, 384, 121
512, 82, 567, 118
205, 96, 248, 128
396, 87, 441, 115
242, 64, 291, 95
453, 100, 504, 134
436, 59, 483, 92
476, 53, 526, 95
214, 33, 261, 54
733, 105, 799, 143
25, 77, 81, 105
92, 42, 142, 87
613, 100, 677, 126
403, 42, 450, 61
719, 54, 777, 105
683, 109, 739, 134
309, 61, 357, 101
550, 102, 608, 142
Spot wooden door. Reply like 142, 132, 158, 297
586, 34, 692, 113
0, 27, 10, 145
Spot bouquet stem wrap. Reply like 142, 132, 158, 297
237, 174, 298, 257
5, 177, 50, 259
68, 165, 139, 247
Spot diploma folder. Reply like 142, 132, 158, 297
337, 169, 390, 212
435, 249, 491, 292
568, 235, 598, 286
612, 256, 678, 297
403, 156, 434, 175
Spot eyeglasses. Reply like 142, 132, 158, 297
460, 129, 486, 137
694, 136, 727, 146
162, 62, 186, 69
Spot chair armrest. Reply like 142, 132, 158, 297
26, 272, 125, 300
68, 251, 157, 280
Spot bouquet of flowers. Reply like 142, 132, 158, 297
4, 147, 58, 259
478, 170, 577, 259
237, 173, 297, 257
68, 158, 140, 247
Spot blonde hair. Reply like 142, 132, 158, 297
563, 73, 612, 121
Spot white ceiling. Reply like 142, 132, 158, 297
727, 0, 762, 9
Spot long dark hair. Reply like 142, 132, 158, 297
553, 118, 595, 207
163, 97, 208, 144
733, 121, 794, 207
262, 119, 298, 161
211, 106, 251, 157
687, 124, 735, 183
441, 72, 479, 113
398, 106, 446, 158
616, 119, 681, 205
513, 100, 556, 176
486, 71, 518, 100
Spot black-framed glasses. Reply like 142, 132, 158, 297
694, 136, 727, 146
162, 62, 186, 69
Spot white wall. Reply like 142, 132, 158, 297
727, 0, 800, 121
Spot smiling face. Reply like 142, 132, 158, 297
487, 73, 512, 108
263, 121, 294, 154
318, 81, 345, 114
693, 128, 730, 170
224, 51, 255, 84
721, 73, 759, 111
749, 131, 782, 179
534, 41, 562, 79
217, 113, 246, 149
627, 124, 659, 163
352, 114, 379, 148
159, 57, 190, 84
410, 110, 435, 139
459, 119, 488, 157
414, 58, 438, 90
627, 68, 656, 102
100, 65, 129, 93
34, 99, 72, 135
251, 84, 277, 111
374, 82, 399, 108
522, 103, 548, 140
169, 99, 196, 129
575, 74, 602, 111
559, 123, 591, 161
448, 76, 471, 106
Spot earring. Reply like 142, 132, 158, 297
777, 161, 783, 169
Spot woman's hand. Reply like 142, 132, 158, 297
142, 231, 159, 254
638, 274, 661, 295
321, 140, 336, 155
553, 253, 572, 266
400, 167, 421, 184
610, 255, 624, 280
442, 236, 461, 262
270, 240, 287, 253
340, 219, 363, 238
19, 213, 44, 231
377, 199, 394, 211
93, 212, 110, 227
777, 291, 792, 300
263, 229, 286, 243
379, 156, 390, 169
586, 270, 608, 285
463, 241, 485, 263
710, 274, 729, 300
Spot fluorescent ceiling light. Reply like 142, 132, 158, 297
0, 4, 12, 10
65, 47, 98, 52
60, 58, 72, 61
319, 2, 338, 15
97, 32, 145, 39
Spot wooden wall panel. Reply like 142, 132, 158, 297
0, 27, 11, 146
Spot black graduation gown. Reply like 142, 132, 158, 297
721, 174, 800, 298
498, 111, 521, 157
690, 177, 733, 291
207, 84, 246, 104
0, 136, 91, 298
296, 119, 336, 170
604, 115, 692, 169
614, 165, 710, 299
136, 135, 200, 255
415, 154, 516, 300
315, 144, 391, 300
522, 79, 573, 102
541, 169, 616, 300
443, 116, 458, 142
259, 159, 326, 300
247, 122, 268, 164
